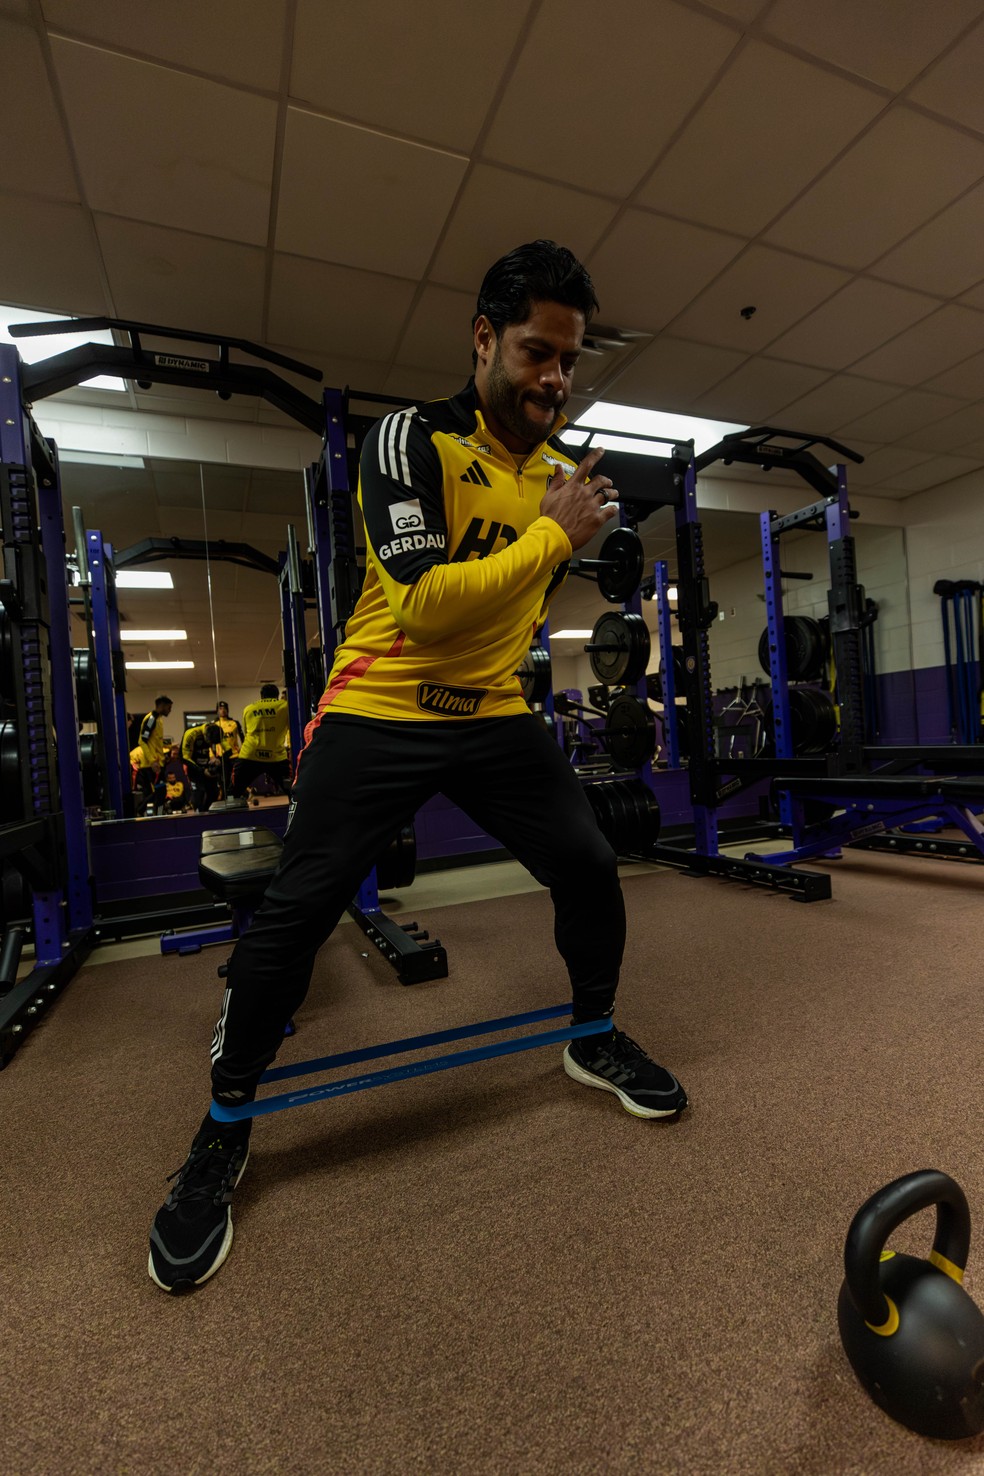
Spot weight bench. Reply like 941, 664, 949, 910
748, 774, 984, 867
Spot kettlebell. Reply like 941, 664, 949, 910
838, 1169, 984, 1440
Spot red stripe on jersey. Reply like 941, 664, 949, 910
294, 633, 407, 776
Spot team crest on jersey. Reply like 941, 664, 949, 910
416, 682, 488, 716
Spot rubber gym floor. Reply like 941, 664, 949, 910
4, 847, 984, 1476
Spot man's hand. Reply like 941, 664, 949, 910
540, 447, 619, 552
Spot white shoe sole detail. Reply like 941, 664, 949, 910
562, 1047, 683, 1119
148, 1147, 249, 1292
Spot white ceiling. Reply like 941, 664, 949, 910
7, 0, 984, 684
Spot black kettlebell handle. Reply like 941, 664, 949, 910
845, 1169, 972, 1329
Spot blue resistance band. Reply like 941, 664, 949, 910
210, 1004, 613, 1122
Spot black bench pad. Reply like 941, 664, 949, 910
199, 826, 284, 902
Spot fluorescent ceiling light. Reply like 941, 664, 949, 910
120, 629, 187, 641
566, 401, 745, 456
0, 305, 126, 392
125, 660, 195, 670
550, 629, 593, 639
115, 571, 174, 589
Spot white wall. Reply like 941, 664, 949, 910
898, 472, 984, 671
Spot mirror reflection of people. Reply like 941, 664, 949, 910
213, 700, 244, 800
161, 743, 192, 813
226, 684, 291, 809
131, 695, 172, 809
181, 721, 223, 811
149, 241, 687, 1296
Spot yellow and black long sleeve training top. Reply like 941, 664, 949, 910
321, 381, 578, 722
239, 700, 289, 763
181, 724, 215, 767
135, 710, 167, 769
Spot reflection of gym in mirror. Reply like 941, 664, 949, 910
63, 455, 305, 823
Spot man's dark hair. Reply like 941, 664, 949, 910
155, 695, 172, 707
204, 723, 222, 745
260, 682, 280, 699
472, 241, 598, 363
216, 701, 229, 715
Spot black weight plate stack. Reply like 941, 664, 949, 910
376, 823, 416, 890
606, 693, 657, 768
762, 686, 838, 756
588, 611, 650, 687
584, 777, 660, 854
0, 721, 22, 823
79, 733, 104, 807
73, 648, 98, 722
597, 527, 645, 603
758, 616, 825, 682
517, 645, 552, 704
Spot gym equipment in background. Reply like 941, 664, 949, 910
838, 1169, 984, 1441
210, 1004, 612, 1122
934, 578, 982, 746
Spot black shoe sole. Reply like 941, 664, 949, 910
563, 1047, 687, 1119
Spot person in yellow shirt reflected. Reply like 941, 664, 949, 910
228, 684, 292, 806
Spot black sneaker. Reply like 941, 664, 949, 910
148, 1116, 251, 1292
563, 1027, 688, 1118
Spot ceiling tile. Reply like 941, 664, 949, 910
395, 285, 477, 376
846, 445, 934, 485
601, 337, 747, 411
898, 400, 984, 451
774, 374, 904, 434
850, 304, 984, 385
762, 0, 984, 90
587, 211, 746, 334
958, 280, 984, 310
691, 357, 829, 421
667, 245, 848, 351
268, 256, 417, 361
925, 347, 984, 399
429, 166, 618, 293
42, 0, 288, 91
764, 107, 984, 269
94, 217, 266, 339
767, 278, 940, 370
871, 181, 984, 297
636, 42, 883, 236
909, 16, 984, 132
701, 0, 769, 20
50, 38, 277, 244
884, 453, 984, 492
383, 365, 465, 402
484, 0, 740, 197
0, 20, 78, 200
0, 193, 106, 314
1, 0, 32, 14
291, 0, 529, 152
838, 388, 967, 441
277, 109, 467, 278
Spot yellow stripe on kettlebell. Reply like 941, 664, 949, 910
929, 1250, 965, 1283
865, 1294, 900, 1337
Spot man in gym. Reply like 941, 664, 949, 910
131, 694, 172, 807
149, 240, 688, 1293
226, 683, 292, 808
181, 720, 223, 811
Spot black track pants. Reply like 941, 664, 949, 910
210, 713, 626, 1105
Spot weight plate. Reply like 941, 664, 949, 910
0, 720, 22, 822
73, 648, 98, 723
79, 732, 104, 807
517, 645, 552, 705
606, 693, 657, 768
0, 609, 13, 700
758, 616, 825, 683
597, 527, 645, 604
588, 611, 651, 687
762, 686, 838, 756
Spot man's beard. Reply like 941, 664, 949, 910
486, 347, 564, 445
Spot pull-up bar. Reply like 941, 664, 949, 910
210, 1003, 612, 1122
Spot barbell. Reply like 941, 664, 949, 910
571, 527, 645, 603
585, 611, 651, 687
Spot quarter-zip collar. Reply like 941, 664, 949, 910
446, 379, 569, 470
